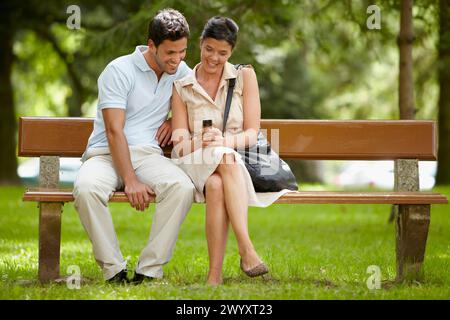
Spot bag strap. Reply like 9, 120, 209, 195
222, 78, 236, 135
222, 64, 242, 135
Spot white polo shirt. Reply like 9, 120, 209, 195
86, 45, 191, 151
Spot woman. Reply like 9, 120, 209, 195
171, 16, 291, 285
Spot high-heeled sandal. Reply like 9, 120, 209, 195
240, 259, 269, 278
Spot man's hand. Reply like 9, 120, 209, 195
124, 178, 155, 212
156, 118, 172, 147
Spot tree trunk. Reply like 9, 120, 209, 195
66, 57, 84, 117
436, 0, 450, 184
0, 21, 20, 185
390, 0, 416, 223
398, 0, 415, 119
67, 84, 83, 117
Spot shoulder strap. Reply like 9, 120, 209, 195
222, 64, 241, 135
222, 78, 236, 135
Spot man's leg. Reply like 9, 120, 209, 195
73, 155, 127, 280
133, 153, 195, 278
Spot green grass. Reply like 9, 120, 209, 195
0, 185, 449, 299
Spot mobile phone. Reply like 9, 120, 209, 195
202, 119, 212, 129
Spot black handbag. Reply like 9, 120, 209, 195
222, 65, 298, 192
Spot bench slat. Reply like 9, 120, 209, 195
23, 189, 448, 205
19, 117, 437, 160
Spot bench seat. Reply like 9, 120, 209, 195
18, 117, 448, 283
23, 189, 448, 205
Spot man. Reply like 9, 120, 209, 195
74, 8, 195, 284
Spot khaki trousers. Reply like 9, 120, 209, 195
73, 146, 195, 280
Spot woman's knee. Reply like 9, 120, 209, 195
205, 174, 224, 198
217, 153, 238, 174
222, 153, 236, 164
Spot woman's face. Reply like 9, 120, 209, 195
200, 37, 233, 74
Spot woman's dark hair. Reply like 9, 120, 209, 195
200, 16, 239, 49
148, 8, 190, 47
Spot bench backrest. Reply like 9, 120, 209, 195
18, 117, 437, 160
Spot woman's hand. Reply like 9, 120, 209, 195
202, 127, 224, 148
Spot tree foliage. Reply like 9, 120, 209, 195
2, 0, 448, 184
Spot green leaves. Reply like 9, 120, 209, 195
9, 0, 443, 121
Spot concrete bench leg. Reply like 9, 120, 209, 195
38, 202, 62, 283
394, 159, 431, 282
395, 204, 430, 282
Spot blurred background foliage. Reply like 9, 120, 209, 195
1, 0, 448, 184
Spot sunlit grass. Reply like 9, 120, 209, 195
0, 185, 449, 299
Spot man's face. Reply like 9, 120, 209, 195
149, 38, 188, 75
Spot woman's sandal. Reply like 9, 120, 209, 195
240, 259, 269, 278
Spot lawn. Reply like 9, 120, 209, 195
0, 185, 449, 300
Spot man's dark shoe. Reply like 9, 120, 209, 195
130, 272, 155, 285
106, 270, 129, 285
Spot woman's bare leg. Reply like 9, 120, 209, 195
215, 153, 263, 271
205, 173, 229, 285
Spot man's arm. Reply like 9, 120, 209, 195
103, 108, 154, 211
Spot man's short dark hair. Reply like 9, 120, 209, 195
148, 8, 190, 47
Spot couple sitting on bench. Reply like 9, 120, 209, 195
74, 9, 297, 286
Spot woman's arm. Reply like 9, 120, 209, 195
223, 66, 261, 149
171, 85, 202, 157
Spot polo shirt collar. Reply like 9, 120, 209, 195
132, 45, 152, 72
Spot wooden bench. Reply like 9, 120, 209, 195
18, 117, 448, 283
